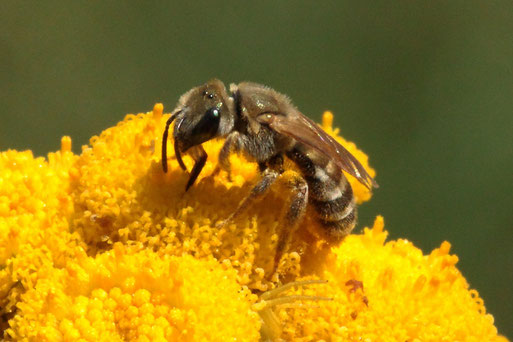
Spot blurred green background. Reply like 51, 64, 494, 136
1, 1, 512, 337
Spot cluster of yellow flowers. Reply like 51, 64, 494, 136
0, 103, 507, 341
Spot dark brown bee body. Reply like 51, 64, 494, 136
162, 79, 377, 268
286, 144, 356, 243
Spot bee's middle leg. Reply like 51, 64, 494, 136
216, 166, 280, 228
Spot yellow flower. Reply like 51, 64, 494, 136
6, 244, 259, 341
0, 103, 507, 341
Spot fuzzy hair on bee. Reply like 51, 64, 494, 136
162, 79, 377, 269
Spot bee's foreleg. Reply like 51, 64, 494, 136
185, 145, 207, 191
274, 174, 308, 270
216, 166, 280, 228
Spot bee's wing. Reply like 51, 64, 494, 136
262, 112, 378, 189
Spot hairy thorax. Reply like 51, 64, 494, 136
238, 123, 294, 164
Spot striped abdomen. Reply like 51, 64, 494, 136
286, 145, 357, 243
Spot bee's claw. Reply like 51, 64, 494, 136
215, 219, 228, 229
211, 166, 233, 183
226, 171, 233, 183
211, 166, 221, 177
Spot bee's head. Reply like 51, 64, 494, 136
162, 79, 234, 172
174, 79, 234, 151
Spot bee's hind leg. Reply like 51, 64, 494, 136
273, 173, 308, 271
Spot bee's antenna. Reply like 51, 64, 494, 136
162, 110, 181, 173
173, 114, 187, 172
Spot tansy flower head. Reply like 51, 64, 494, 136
0, 103, 507, 341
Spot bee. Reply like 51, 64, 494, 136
162, 79, 377, 267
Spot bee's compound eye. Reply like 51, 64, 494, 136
188, 106, 221, 145
207, 107, 220, 118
